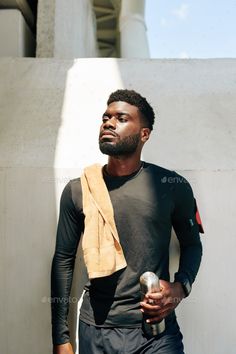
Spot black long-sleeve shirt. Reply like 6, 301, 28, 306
51, 162, 202, 345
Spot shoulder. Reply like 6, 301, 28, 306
144, 162, 193, 196
70, 177, 82, 193
70, 177, 83, 211
144, 162, 179, 180
60, 177, 83, 212
169, 171, 194, 207
171, 171, 193, 194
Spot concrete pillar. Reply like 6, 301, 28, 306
119, 0, 149, 58
36, 0, 55, 57
36, 0, 98, 58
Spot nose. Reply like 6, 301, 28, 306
103, 116, 116, 130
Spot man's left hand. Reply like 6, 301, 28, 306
140, 280, 185, 324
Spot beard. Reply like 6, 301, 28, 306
99, 133, 140, 156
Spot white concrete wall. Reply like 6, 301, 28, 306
37, 0, 98, 58
0, 58, 235, 354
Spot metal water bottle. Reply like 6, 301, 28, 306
140, 271, 165, 336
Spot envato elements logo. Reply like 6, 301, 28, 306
41, 295, 197, 305
161, 176, 188, 184
42, 176, 71, 184
41, 296, 79, 304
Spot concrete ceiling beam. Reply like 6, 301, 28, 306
94, 5, 114, 14
97, 29, 116, 40
93, 0, 120, 56
96, 13, 116, 23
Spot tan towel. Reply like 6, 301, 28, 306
80, 164, 127, 279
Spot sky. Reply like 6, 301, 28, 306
145, 0, 236, 58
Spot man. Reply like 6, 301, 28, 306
51, 89, 203, 354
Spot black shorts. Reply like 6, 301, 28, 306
79, 319, 184, 354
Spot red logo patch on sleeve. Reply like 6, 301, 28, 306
194, 199, 204, 234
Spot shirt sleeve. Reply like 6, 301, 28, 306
51, 181, 84, 345
171, 173, 203, 287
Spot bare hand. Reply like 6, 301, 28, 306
53, 342, 74, 354
140, 280, 185, 324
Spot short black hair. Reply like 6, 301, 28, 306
107, 89, 155, 131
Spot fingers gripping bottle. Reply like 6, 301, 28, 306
140, 272, 165, 336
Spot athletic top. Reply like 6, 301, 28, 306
51, 162, 202, 345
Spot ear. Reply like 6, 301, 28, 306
141, 127, 151, 143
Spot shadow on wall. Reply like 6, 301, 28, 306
0, 58, 72, 354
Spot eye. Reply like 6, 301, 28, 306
118, 116, 127, 123
102, 115, 109, 123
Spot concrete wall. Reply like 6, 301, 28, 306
37, 0, 98, 58
0, 58, 235, 354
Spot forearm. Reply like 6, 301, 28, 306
171, 173, 203, 287
51, 181, 83, 345
175, 241, 202, 285
51, 251, 76, 345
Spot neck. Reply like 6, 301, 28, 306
105, 155, 143, 177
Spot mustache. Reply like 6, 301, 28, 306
99, 129, 118, 138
